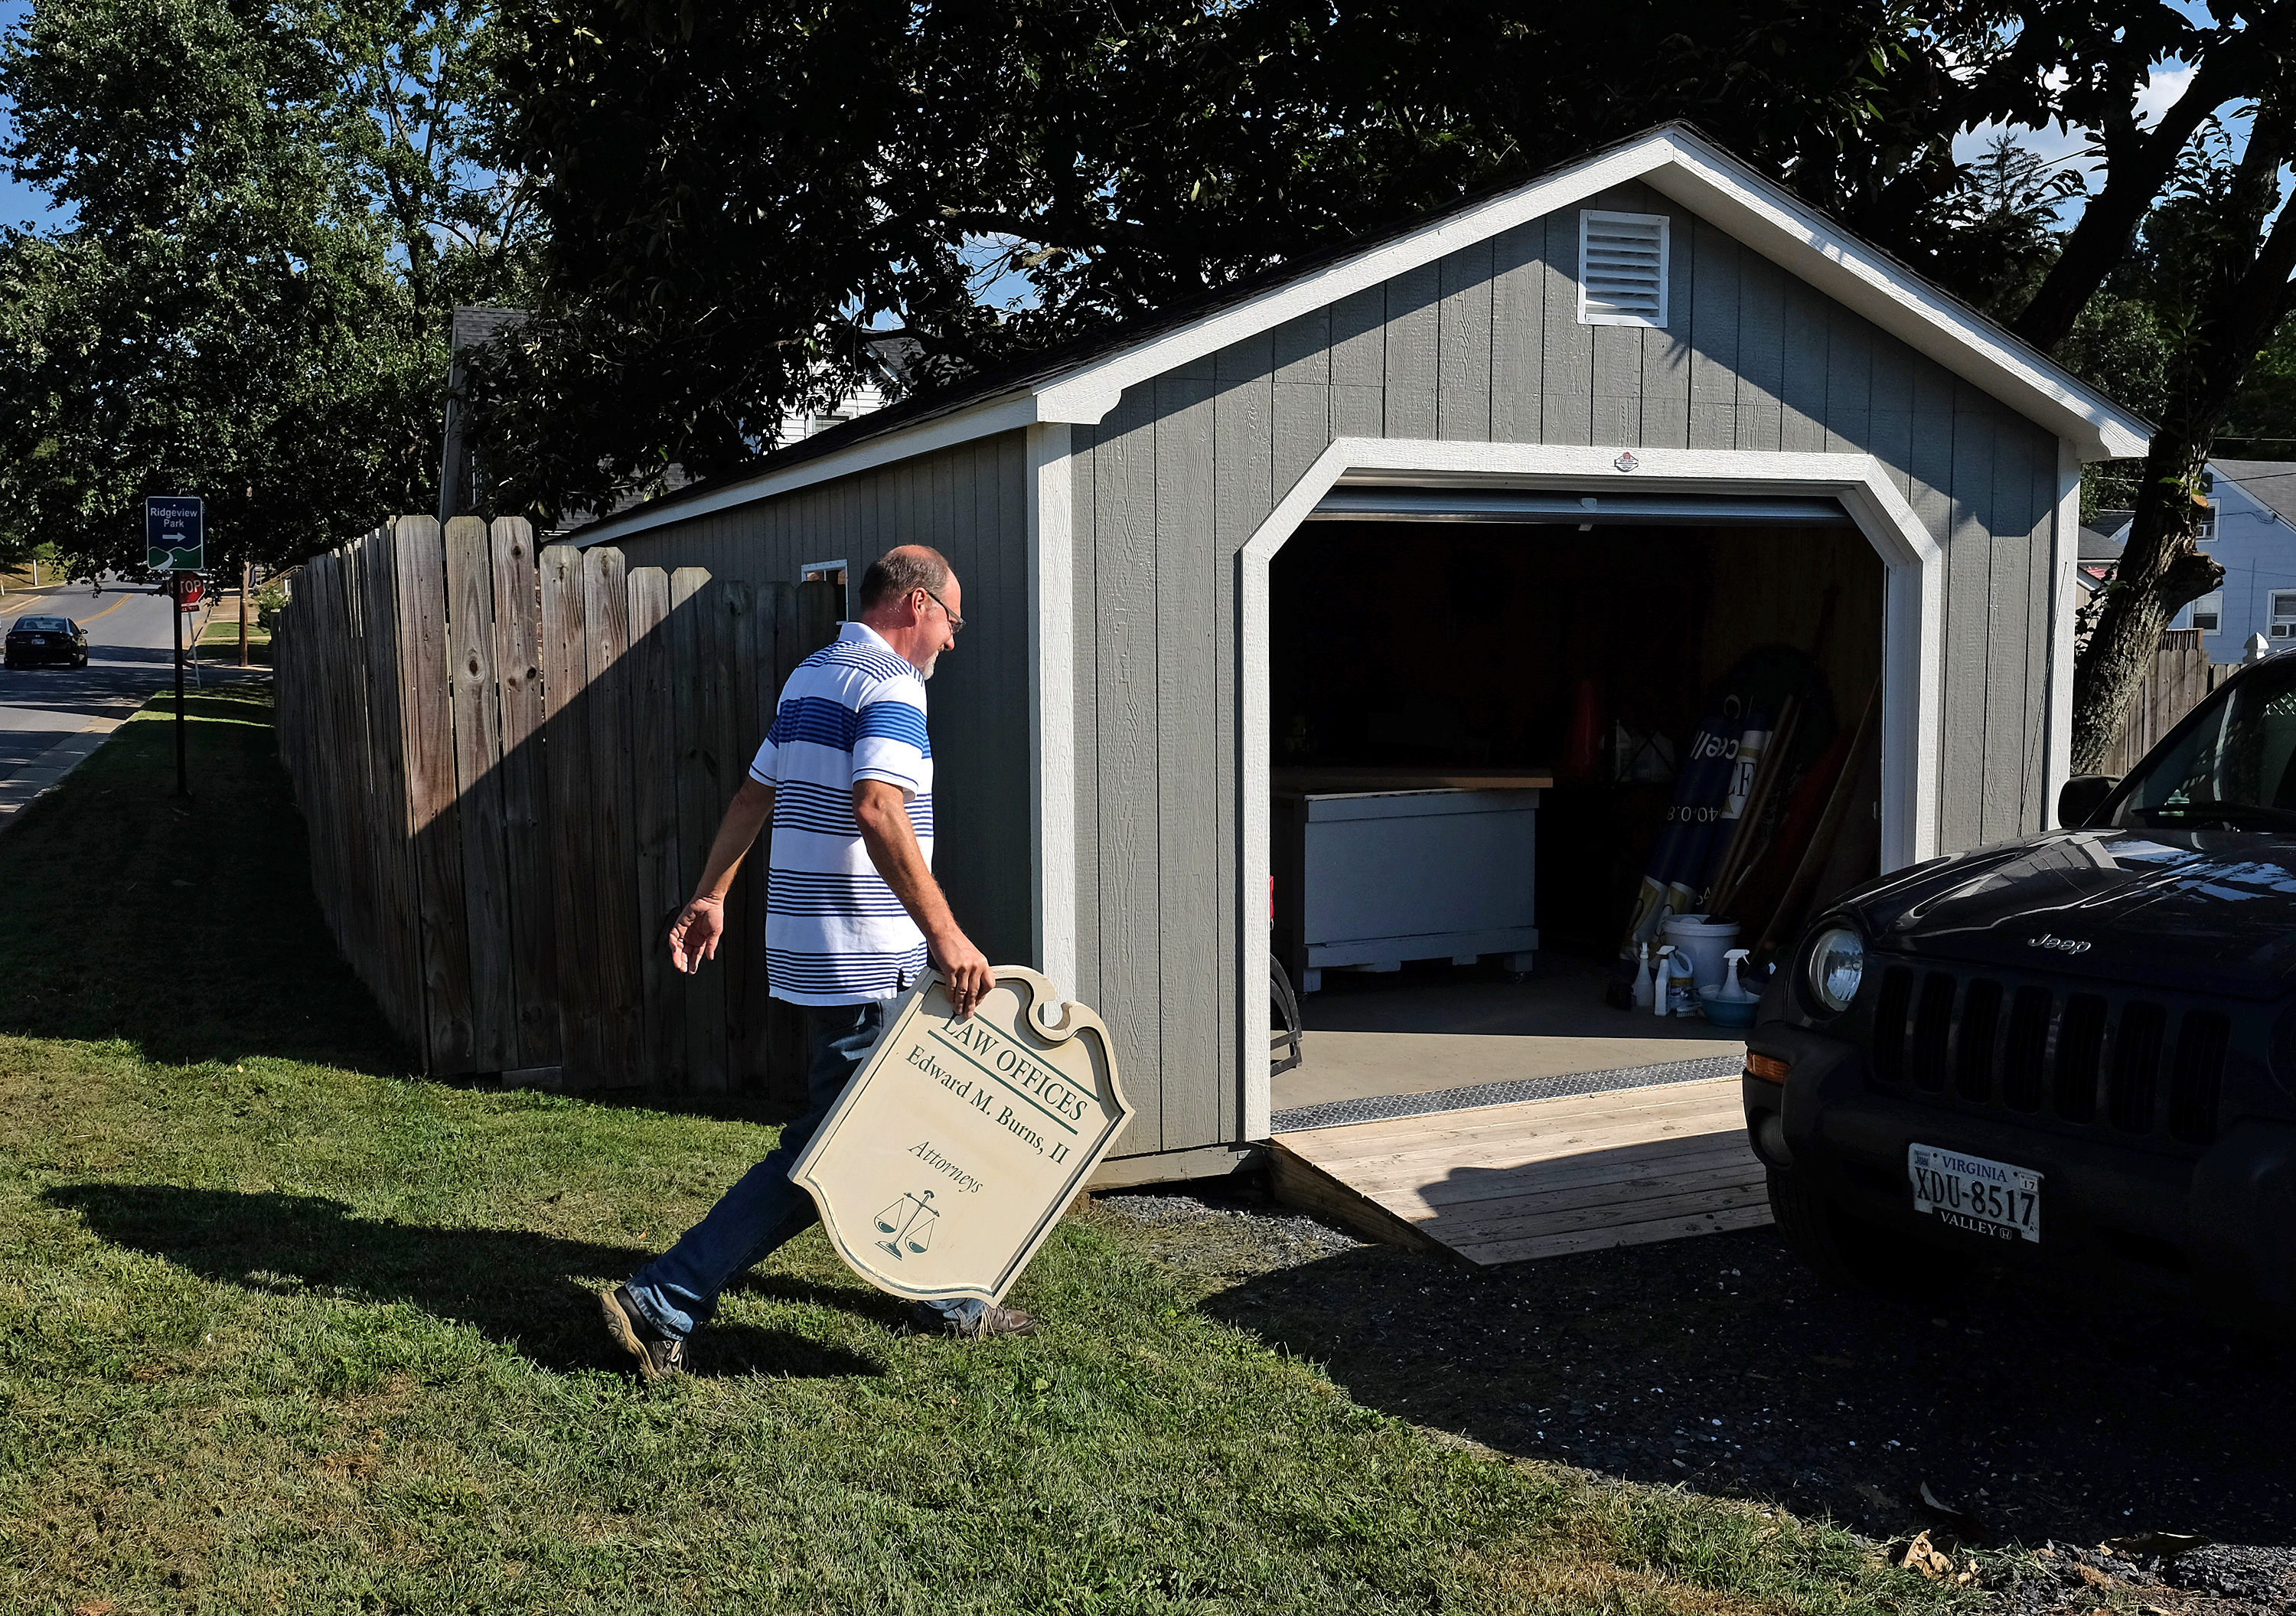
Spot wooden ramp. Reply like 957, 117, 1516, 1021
1268, 1076, 1770, 1265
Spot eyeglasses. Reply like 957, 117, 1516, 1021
920, 586, 964, 634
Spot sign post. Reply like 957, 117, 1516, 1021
790, 968, 1133, 1307
145, 496, 203, 798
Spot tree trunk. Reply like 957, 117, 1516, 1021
2066, 244, 2296, 762
2069, 439, 2221, 773
2069, 100, 2296, 775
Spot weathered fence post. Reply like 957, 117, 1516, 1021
539, 542, 599, 1086
489, 517, 559, 1076
445, 515, 514, 1072
582, 545, 647, 1084
626, 566, 687, 1091
669, 567, 729, 1091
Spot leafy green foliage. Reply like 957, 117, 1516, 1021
0, 0, 535, 579
2223, 311, 2296, 454
477, 0, 1965, 519
1930, 134, 2088, 322
2060, 294, 2176, 426
253, 582, 291, 634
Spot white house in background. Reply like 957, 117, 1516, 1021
2067, 462, 2296, 661
2171, 459, 2296, 658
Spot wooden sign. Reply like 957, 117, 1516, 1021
789, 967, 1133, 1306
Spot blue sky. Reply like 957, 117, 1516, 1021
0, 0, 52, 233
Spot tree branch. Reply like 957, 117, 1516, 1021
2012, 34, 2265, 351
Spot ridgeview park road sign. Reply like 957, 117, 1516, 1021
790, 968, 1133, 1306
145, 495, 204, 571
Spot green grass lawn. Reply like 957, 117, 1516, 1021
195, 617, 269, 665
0, 689, 1976, 1614
197, 613, 266, 639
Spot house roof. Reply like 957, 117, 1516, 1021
2078, 524, 2126, 563
572, 122, 2155, 550
2213, 459, 2296, 529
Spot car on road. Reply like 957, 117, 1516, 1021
1747, 651, 2296, 1330
3, 615, 90, 669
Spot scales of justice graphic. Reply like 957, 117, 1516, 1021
874, 1189, 941, 1260
790, 966, 1133, 1305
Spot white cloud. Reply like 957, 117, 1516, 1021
1950, 56, 2255, 221
2136, 59, 2200, 126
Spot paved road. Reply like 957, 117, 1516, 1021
0, 583, 266, 778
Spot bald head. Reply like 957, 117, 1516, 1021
858, 546, 951, 613
856, 544, 962, 678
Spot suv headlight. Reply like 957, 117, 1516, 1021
1805, 925, 1865, 1014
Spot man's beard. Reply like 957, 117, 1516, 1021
919, 651, 939, 680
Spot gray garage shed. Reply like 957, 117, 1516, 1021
565, 122, 2151, 1186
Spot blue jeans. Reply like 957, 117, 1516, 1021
624, 1001, 985, 1338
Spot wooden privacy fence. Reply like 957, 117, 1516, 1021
273, 514, 839, 1098
2099, 629, 2245, 778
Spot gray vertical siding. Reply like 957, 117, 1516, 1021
593, 433, 1035, 975
595, 178, 2073, 1164
1072, 177, 2066, 1157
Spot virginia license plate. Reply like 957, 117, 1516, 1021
1908, 1144, 2041, 1243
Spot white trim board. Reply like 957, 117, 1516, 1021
1236, 439, 1947, 1139
572, 126, 2146, 553
2049, 439, 2081, 811
1026, 423, 1078, 1001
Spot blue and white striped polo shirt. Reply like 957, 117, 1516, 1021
748, 622, 934, 1004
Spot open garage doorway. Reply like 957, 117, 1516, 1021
1265, 504, 1887, 1121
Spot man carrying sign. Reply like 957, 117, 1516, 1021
602, 545, 1032, 1379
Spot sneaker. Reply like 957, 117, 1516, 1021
911, 1301, 1036, 1339
600, 1285, 686, 1380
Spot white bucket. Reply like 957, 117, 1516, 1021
1660, 913, 1741, 994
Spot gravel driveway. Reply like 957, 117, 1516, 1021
1099, 1182, 2296, 1615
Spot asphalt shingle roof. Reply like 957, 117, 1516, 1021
2213, 459, 2296, 529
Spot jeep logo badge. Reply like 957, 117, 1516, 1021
2027, 933, 2092, 955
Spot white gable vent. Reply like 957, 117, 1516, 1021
1578, 210, 1670, 328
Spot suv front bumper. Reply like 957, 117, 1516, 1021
1742, 1022, 2296, 1324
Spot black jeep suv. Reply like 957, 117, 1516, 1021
1747, 651, 2296, 1328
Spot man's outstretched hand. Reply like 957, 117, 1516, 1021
668, 896, 726, 975
932, 929, 993, 1019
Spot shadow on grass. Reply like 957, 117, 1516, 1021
0, 687, 416, 1075
1193, 1219, 2296, 1550
46, 1182, 886, 1381
0, 683, 807, 1128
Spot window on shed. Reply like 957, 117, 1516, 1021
2272, 592, 2296, 638
1578, 211, 1670, 328
801, 558, 850, 621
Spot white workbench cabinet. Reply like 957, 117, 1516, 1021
1272, 775, 1543, 992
